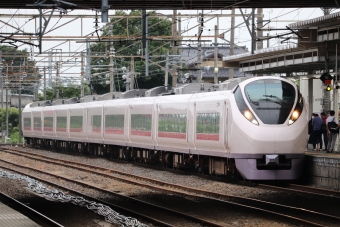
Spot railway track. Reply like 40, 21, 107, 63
1, 146, 339, 227
0, 149, 229, 227
255, 182, 340, 199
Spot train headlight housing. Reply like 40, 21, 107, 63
243, 110, 259, 125
288, 110, 300, 125
234, 86, 259, 126
288, 92, 304, 125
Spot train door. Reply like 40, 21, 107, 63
225, 100, 230, 153
194, 101, 226, 155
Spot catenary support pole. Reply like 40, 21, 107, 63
81, 52, 84, 97
44, 67, 46, 100
165, 49, 169, 87
19, 80, 21, 144
229, 8, 235, 79
5, 88, 8, 143
214, 24, 218, 84
130, 57, 135, 90
171, 10, 178, 86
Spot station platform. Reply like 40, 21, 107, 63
0, 200, 41, 227
303, 150, 340, 190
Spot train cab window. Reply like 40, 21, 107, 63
244, 79, 295, 124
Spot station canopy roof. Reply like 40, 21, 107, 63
1, 0, 339, 10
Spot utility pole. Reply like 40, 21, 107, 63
81, 52, 84, 97
257, 8, 263, 50
109, 26, 115, 93
251, 8, 256, 54
165, 50, 169, 87
214, 24, 218, 84
19, 74, 22, 144
229, 8, 235, 79
257, 8, 263, 76
178, 13, 183, 84
197, 10, 203, 83
56, 62, 60, 99
142, 10, 149, 77
0, 51, 2, 109
130, 57, 135, 90
44, 67, 46, 100
171, 10, 178, 86
5, 88, 8, 143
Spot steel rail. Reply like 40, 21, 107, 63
1, 147, 336, 227
0, 157, 227, 227
251, 183, 340, 199
0, 165, 174, 227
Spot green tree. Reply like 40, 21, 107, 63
38, 84, 90, 101
0, 45, 41, 96
90, 10, 172, 94
0, 107, 21, 143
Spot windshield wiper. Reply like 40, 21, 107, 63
263, 95, 287, 104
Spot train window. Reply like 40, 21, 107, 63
57, 117, 67, 129
70, 116, 83, 129
24, 118, 31, 130
196, 113, 219, 134
33, 117, 41, 131
158, 114, 187, 133
245, 79, 295, 124
92, 115, 101, 129
44, 117, 53, 131
105, 115, 124, 129
131, 114, 152, 131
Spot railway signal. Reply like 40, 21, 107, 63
320, 73, 333, 92
320, 72, 333, 85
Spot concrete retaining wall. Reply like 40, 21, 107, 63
303, 155, 340, 190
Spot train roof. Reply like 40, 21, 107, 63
25, 77, 255, 109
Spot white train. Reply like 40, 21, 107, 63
22, 76, 308, 180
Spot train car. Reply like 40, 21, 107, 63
22, 76, 308, 180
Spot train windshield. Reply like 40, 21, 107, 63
244, 79, 296, 124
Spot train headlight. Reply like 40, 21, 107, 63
244, 110, 252, 120
243, 110, 259, 125
292, 110, 299, 120
289, 110, 300, 125
288, 92, 304, 125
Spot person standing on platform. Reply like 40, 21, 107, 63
312, 113, 323, 151
326, 110, 339, 153
320, 112, 328, 150
307, 114, 316, 150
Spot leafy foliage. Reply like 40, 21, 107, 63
38, 84, 91, 101
90, 10, 172, 94
0, 107, 22, 143
0, 45, 40, 95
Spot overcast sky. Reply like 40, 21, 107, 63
0, 7, 339, 84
